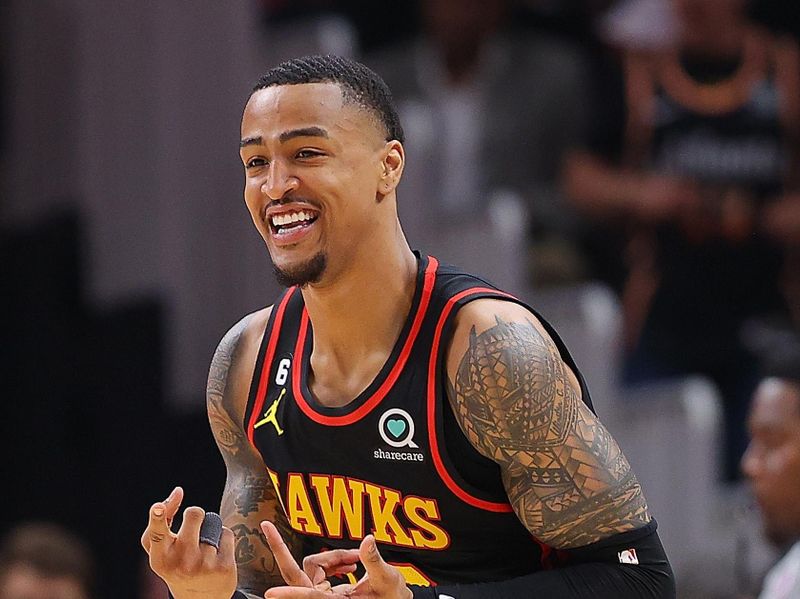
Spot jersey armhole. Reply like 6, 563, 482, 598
426, 288, 596, 513
244, 287, 297, 447
426, 288, 517, 513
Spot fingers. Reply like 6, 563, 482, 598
302, 549, 360, 585
351, 535, 407, 595
264, 587, 329, 598
359, 535, 384, 569
218, 526, 235, 564
261, 520, 311, 587
163, 486, 184, 527
141, 486, 183, 553
143, 502, 178, 570
177, 506, 206, 546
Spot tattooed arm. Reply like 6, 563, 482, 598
445, 298, 650, 548
207, 309, 300, 597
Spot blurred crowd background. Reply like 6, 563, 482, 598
2, 0, 800, 597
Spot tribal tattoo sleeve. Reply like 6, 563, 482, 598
446, 314, 650, 549
207, 313, 299, 593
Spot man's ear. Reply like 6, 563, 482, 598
378, 140, 404, 196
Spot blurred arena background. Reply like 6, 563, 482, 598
2, 1, 799, 597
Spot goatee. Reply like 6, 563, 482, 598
273, 252, 327, 287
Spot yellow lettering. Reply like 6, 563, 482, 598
404, 497, 450, 550
287, 473, 322, 535
365, 483, 413, 547
347, 563, 431, 586
310, 475, 365, 539
391, 563, 434, 586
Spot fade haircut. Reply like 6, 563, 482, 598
252, 55, 405, 144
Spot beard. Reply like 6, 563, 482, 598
272, 252, 327, 288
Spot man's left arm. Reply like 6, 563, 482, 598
432, 297, 675, 597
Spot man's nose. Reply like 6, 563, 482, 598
262, 161, 299, 200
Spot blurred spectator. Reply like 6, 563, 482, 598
365, 0, 590, 293
741, 346, 800, 598
0, 522, 94, 599
564, 0, 800, 480
599, 0, 679, 51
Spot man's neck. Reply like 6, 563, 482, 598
300, 237, 418, 407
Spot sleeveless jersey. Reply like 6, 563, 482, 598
243, 254, 595, 586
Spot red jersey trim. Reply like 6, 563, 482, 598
247, 288, 297, 446
291, 257, 439, 426
427, 287, 517, 513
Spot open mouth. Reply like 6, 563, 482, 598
269, 209, 320, 237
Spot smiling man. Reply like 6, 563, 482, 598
141, 55, 675, 599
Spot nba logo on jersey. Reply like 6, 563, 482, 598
618, 549, 639, 564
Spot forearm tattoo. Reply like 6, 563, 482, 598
234, 475, 272, 517
448, 316, 650, 548
207, 315, 299, 590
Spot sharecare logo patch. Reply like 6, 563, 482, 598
378, 408, 418, 448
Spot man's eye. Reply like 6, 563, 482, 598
246, 158, 267, 168
296, 150, 322, 159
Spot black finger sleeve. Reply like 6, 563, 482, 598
199, 511, 223, 549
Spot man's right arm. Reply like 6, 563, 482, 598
206, 310, 300, 598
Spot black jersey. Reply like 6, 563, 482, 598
243, 254, 595, 587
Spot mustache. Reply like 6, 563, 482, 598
267, 197, 321, 210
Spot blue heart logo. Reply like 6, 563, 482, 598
386, 418, 407, 438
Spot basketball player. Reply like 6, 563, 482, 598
141, 56, 675, 598
742, 348, 800, 598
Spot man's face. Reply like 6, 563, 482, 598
0, 564, 88, 599
742, 378, 800, 546
240, 82, 389, 287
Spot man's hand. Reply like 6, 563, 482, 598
261, 521, 412, 599
141, 486, 237, 599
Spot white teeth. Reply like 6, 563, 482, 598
270, 210, 315, 227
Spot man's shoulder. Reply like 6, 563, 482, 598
210, 306, 274, 390
207, 306, 275, 423
450, 297, 542, 336
428, 259, 541, 327
218, 306, 273, 355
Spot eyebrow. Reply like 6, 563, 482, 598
239, 127, 330, 149
280, 126, 329, 143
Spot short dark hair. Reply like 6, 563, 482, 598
252, 55, 404, 144
0, 522, 95, 596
